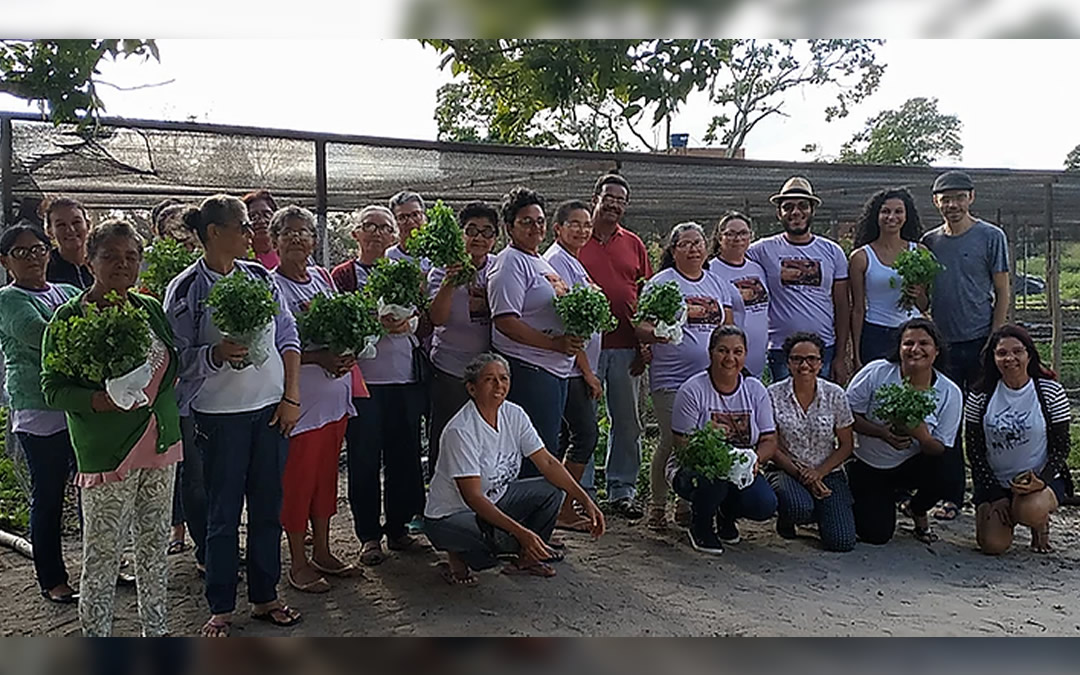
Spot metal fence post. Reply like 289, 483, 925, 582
315, 139, 328, 266
1046, 181, 1063, 374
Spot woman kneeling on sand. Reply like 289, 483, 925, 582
966, 325, 1073, 554
423, 353, 605, 585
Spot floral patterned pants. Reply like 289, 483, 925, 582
80, 464, 176, 637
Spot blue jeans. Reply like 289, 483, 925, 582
194, 405, 288, 615
18, 430, 75, 591
504, 356, 568, 480
346, 383, 426, 542
558, 376, 599, 465
597, 348, 642, 501
178, 416, 208, 566
859, 322, 900, 367
672, 469, 777, 529
768, 344, 836, 382
941, 336, 987, 506
768, 470, 856, 552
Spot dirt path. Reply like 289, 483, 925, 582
2, 489, 1078, 636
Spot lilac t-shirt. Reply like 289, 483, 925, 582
272, 266, 357, 436
747, 233, 849, 348
488, 246, 574, 378
644, 267, 733, 392
428, 254, 494, 379
386, 244, 432, 277
707, 257, 769, 378
12, 285, 71, 437
542, 243, 601, 377
353, 260, 417, 385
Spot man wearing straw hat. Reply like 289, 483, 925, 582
748, 176, 852, 384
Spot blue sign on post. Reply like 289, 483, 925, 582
670, 133, 689, 148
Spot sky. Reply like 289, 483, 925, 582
1, 39, 1077, 171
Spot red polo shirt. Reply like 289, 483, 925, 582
578, 224, 653, 350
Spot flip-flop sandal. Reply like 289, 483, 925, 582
501, 561, 557, 578
167, 540, 188, 555
547, 535, 567, 550
913, 524, 939, 544
287, 570, 331, 594
311, 560, 366, 578
359, 541, 386, 566
40, 588, 79, 605
931, 501, 959, 521
541, 549, 565, 563
554, 517, 593, 533
437, 562, 478, 587
251, 605, 302, 627
200, 618, 231, 638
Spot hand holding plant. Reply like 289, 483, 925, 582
206, 273, 279, 369
890, 248, 943, 310
634, 281, 687, 345
553, 284, 617, 338
873, 380, 939, 438
408, 200, 476, 285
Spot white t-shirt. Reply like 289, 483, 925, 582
424, 400, 545, 519
846, 359, 962, 470
982, 379, 1048, 488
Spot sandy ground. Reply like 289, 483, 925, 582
2, 474, 1079, 638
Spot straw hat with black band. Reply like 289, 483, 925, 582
769, 176, 822, 206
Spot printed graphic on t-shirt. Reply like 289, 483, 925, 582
468, 283, 491, 324
733, 277, 769, 307
488, 451, 519, 501
543, 273, 569, 297
780, 258, 822, 287
987, 408, 1033, 456
709, 411, 752, 447
686, 295, 724, 327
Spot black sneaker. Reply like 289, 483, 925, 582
776, 518, 796, 539
688, 527, 724, 555
717, 517, 741, 544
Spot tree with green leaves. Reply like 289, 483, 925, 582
1065, 144, 1080, 171
838, 97, 963, 166
703, 40, 886, 158
0, 40, 159, 126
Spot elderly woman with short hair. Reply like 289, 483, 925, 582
424, 353, 605, 584
331, 205, 427, 566
41, 220, 182, 636
271, 205, 361, 592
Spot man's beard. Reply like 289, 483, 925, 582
783, 214, 813, 236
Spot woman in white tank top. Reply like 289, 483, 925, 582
849, 189, 929, 371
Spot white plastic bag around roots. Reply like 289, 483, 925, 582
106, 362, 153, 410
224, 322, 274, 369
357, 334, 380, 360
377, 298, 419, 333
653, 305, 688, 346
727, 448, 759, 490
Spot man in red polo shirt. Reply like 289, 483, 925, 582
577, 173, 653, 519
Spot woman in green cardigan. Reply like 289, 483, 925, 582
0, 224, 81, 605
41, 220, 182, 637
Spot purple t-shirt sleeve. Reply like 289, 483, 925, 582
750, 380, 776, 435
671, 377, 704, 435
488, 253, 528, 320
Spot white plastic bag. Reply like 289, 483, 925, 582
357, 334, 379, 360
223, 322, 274, 369
105, 362, 153, 410
377, 298, 418, 333
726, 447, 758, 490
653, 305, 688, 346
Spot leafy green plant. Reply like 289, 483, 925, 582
408, 200, 475, 285
554, 284, 617, 337
873, 381, 939, 434
43, 291, 151, 384
890, 248, 944, 310
364, 257, 427, 310
0, 407, 31, 533
139, 238, 200, 298
675, 424, 750, 483
206, 273, 279, 337
634, 280, 685, 324
297, 291, 386, 355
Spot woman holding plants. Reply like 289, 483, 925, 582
40, 220, 181, 636
488, 187, 582, 477
638, 222, 734, 531
164, 194, 302, 637
966, 325, 1072, 554
669, 325, 778, 554
766, 332, 857, 552
0, 224, 81, 605
845, 317, 962, 545
330, 205, 427, 566
270, 205, 362, 592
427, 201, 498, 480
708, 211, 769, 378
849, 189, 928, 370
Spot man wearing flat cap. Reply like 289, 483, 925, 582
920, 170, 1010, 521
748, 176, 851, 384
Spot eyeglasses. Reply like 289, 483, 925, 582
7, 244, 50, 260
675, 238, 706, 250
600, 194, 628, 205
396, 211, 425, 223
721, 230, 752, 240
788, 355, 822, 366
514, 217, 545, 229
560, 221, 593, 232
779, 201, 812, 213
360, 222, 395, 234
250, 210, 273, 222
279, 229, 314, 241
464, 225, 497, 239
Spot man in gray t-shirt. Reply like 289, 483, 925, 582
920, 170, 1010, 518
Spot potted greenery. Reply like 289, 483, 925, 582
205, 273, 279, 369
553, 284, 617, 338
407, 200, 475, 286
297, 291, 386, 366
634, 280, 687, 345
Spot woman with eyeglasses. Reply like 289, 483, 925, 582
488, 188, 581, 480
242, 190, 280, 270
0, 225, 81, 605
766, 332, 856, 552
708, 211, 769, 378
427, 201, 499, 481
164, 194, 303, 637
330, 206, 427, 567
42, 197, 94, 289
849, 189, 927, 372
270, 205, 362, 593
638, 222, 734, 531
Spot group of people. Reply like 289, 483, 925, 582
0, 167, 1071, 638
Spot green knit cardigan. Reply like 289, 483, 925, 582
0, 283, 81, 411
40, 291, 181, 474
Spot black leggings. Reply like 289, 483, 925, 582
848, 453, 949, 545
